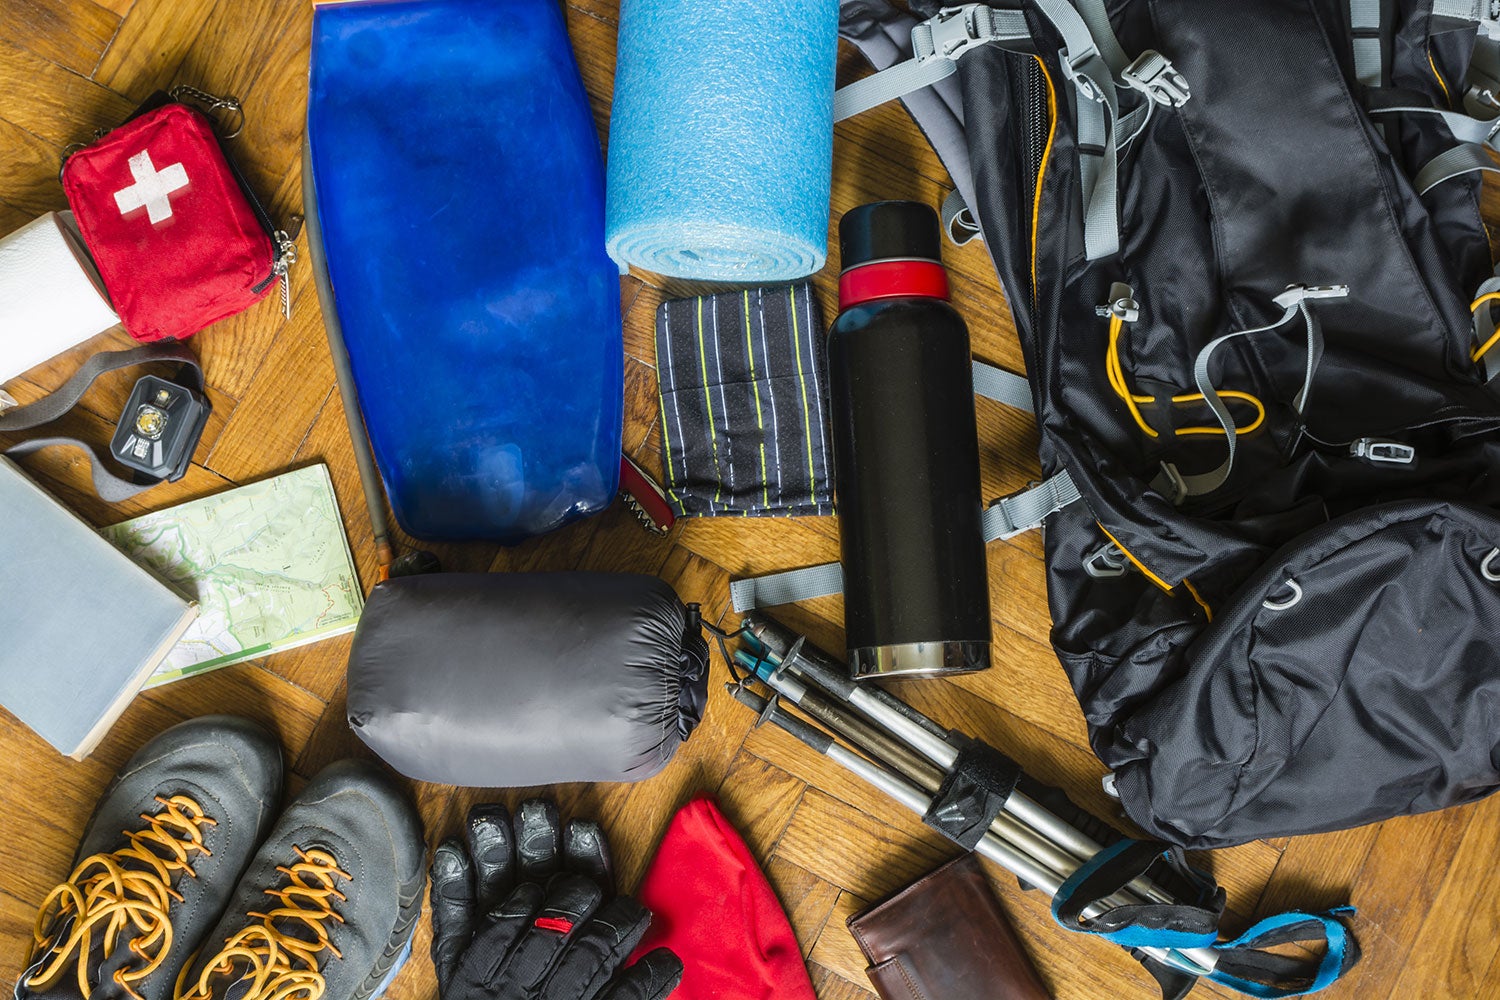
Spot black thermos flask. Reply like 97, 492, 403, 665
827, 201, 991, 679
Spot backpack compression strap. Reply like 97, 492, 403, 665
837, 0, 980, 243
832, 1, 1190, 261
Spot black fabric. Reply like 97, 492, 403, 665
920, 736, 1021, 850
346, 572, 710, 786
1133, 952, 1198, 1000
1053, 841, 1224, 939
654, 283, 834, 517
950, 0, 1500, 846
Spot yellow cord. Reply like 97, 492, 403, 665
1471, 292, 1500, 362
1106, 314, 1266, 438
1428, 46, 1452, 106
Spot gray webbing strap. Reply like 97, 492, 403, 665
1413, 141, 1500, 191
1031, 0, 1122, 260
1365, 102, 1500, 145
833, 5, 1032, 123
1154, 286, 1345, 501
729, 470, 1083, 610
973, 360, 1034, 412
982, 468, 1081, 538
1071, 0, 1131, 74
1029, 1, 1190, 261
730, 561, 846, 611
1350, 0, 1384, 89
838, 0, 977, 235
3, 437, 150, 503
0, 344, 200, 432
0, 343, 203, 502
1430, 0, 1500, 25
942, 188, 983, 246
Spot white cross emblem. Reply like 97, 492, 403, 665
113, 150, 190, 225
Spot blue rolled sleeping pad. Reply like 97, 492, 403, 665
305, 0, 622, 544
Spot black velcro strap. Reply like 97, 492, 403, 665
1132, 950, 1200, 1000
1053, 840, 1225, 944
920, 736, 1020, 849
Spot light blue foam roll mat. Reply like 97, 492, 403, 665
605, 0, 838, 282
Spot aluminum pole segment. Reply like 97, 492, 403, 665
730, 685, 1218, 975
756, 633, 1181, 908
742, 650, 1091, 886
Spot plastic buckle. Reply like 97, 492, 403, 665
1349, 438, 1416, 465
1121, 50, 1191, 107
1062, 52, 1106, 103
1094, 282, 1140, 322
916, 6, 987, 63
1155, 462, 1188, 505
1083, 542, 1130, 578
1273, 284, 1350, 309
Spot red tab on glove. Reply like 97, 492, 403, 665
62, 102, 278, 343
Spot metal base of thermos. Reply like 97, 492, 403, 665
849, 639, 990, 680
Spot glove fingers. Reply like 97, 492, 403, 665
496, 872, 606, 994
562, 819, 615, 893
457, 881, 547, 990
516, 798, 563, 883
466, 803, 517, 915
542, 896, 655, 1000
598, 948, 686, 1000
428, 838, 476, 996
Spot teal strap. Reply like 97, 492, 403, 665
1207, 909, 1357, 998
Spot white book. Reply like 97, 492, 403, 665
0, 458, 197, 760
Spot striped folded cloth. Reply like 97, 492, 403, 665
655, 283, 834, 517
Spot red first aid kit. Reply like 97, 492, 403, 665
61, 99, 292, 343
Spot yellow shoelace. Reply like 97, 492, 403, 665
177, 846, 351, 1000
26, 795, 217, 1000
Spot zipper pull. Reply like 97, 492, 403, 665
272, 227, 299, 320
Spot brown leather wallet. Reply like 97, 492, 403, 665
847, 853, 1051, 1000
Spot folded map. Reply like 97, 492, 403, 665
100, 463, 364, 687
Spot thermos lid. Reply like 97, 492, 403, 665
839, 201, 943, 271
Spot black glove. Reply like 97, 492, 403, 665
429, 800, 683, 1000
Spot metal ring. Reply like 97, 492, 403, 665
1263, 579, 1303, 611
1483, 548, 1500, 583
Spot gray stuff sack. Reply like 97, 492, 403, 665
346, 572, 710, 786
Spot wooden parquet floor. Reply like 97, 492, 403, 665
3, 2, 1500, 998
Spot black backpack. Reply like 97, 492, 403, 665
751, 0, 1500, 851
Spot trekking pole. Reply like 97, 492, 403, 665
728, 684, 1218, 976
741, 617, 1180, 909
733, 649, 1088, 885
746, 621, 1113, 871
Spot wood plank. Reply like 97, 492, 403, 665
2, 0, 121, 78
0, 38, 134, 148
94, 0, 221, 102
810, 962, 877, 1000
1382, 792, 1500, 1000
0, 116, 69, 218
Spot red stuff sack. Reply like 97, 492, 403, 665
61, 100, 290, 343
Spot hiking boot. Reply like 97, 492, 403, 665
175, 760, 425, 1000
18, 716, 284, 1000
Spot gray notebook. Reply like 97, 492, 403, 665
0, 459, 197, 759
